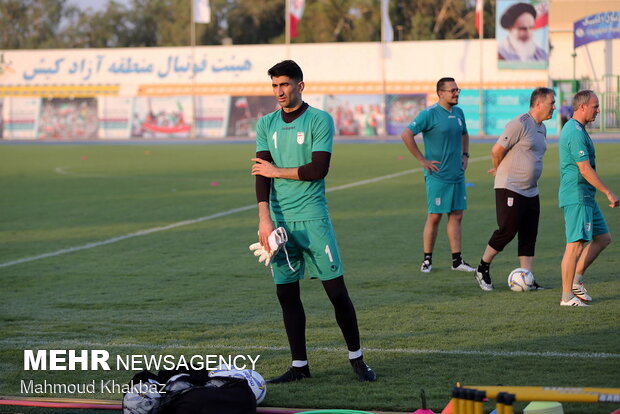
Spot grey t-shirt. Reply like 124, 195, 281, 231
494, 112, 547, 197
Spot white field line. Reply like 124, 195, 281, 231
1, 339, 618, 360
54, 166, 173, 180
54, 167, 111, 178
1, 156, 490, 269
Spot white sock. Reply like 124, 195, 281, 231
292, 360, 308, 368
574, 274, 584, 285
348, 349, 363, 360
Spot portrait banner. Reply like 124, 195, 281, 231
496, 0, 549, 69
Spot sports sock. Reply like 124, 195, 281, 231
452, 252, 463, 267
349, 355, 364, 364
292, 360, 308, 368
478, 260, 490, 272
574, 274, 584, 284
562, 292, 575, 302
348, 349, 362, 360
423, 252, 432, 263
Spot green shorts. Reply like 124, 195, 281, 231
562, 202, 609, 243
425, 176, 467, 214
271, 218, 344, 285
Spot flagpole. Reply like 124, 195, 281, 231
191, 0, 197, 139
285, 0, 291, 57
380, 0, 387, 127
478, 0, 484, 138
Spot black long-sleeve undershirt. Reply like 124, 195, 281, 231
254, 151, 331, 203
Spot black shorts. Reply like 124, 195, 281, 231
488, 188, 540, 257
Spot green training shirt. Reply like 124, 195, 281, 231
407, 104, 468, 183
558, 118, 597, 207
256, 105, 334, 221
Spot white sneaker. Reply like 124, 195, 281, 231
420, 260, 432, 273
560, 297, 589, 307
572, 282, 592, 302
452, 261, 475, 272
474, 271, 493, 291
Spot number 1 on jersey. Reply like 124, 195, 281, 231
272, 132, 278, 149
325, 244, 334, 262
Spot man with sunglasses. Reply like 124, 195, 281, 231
401, 77, 475, 275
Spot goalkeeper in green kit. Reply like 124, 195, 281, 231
250, 60, 376, 383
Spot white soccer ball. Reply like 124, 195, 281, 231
209, 368, 267, 405
507, 268, 534, 291
122, 379, 162, 414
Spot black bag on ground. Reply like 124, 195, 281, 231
163, 376, 256, 414
122, 369, 256, 414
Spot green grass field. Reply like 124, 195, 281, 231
0, 142, 619, 414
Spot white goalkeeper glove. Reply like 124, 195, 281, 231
249, 227, 288, 266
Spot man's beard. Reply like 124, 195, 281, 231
509, 34, 537, 60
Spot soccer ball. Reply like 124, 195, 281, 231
209, 368, 267, 405
122, 379, 163, 414
507, 268, 534, 291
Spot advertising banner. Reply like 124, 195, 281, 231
131, 97, 192, 139
325, 94, 385, 136
385, 94, 426, 136
38, 98, 99, 140
195, 96, 230, 138
98, 97, 132, 139
1, 97, 40, 139
574, 12, 620, 48
457, 90, 483, 136
484, 89, 558, 136
227, 96, 279, 138
496, 0, 549, 69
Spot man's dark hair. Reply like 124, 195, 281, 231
267, 60, 303, 82
436, 77, 455, 93
529, 87, 555, 108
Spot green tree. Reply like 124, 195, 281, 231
59, 1, 132, 48
0, 0, 496, 49
391, 0, 495, 41
0, 0, 66, 49
225, 0, 285, 44
292, 0, 380, 43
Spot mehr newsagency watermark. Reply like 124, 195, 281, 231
20, 349, 260, 395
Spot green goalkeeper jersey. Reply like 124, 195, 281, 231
256, 105, 334, 221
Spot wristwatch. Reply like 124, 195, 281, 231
462, 152, 470, 158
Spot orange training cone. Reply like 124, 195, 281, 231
440, 399, 453, 414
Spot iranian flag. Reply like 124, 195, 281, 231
534, 1, 549, 29
475, 0, 483, 36
290, 0, 305, 38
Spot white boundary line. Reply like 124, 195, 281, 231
2, 339, 618, 359
1, 156, 489, 269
